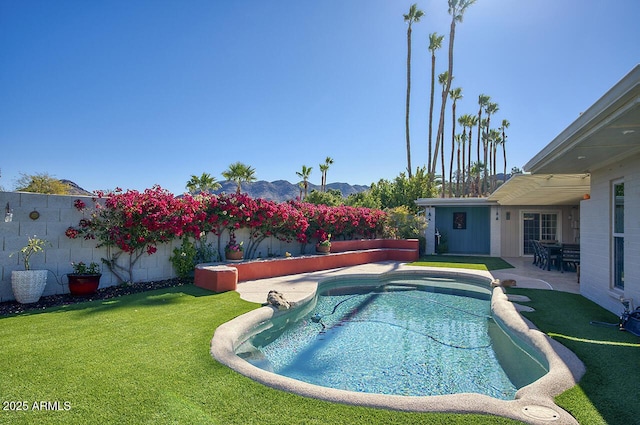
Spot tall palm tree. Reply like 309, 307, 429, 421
427, 32, 444, 175
454, 133, 465, 196
487, 128, 502, 191
296, 165, 313, 199
222, 162, 256, 194
479, 119, 489, 194
319, 163, 329, 193
483, 102, 499, 192
448, 87, 463, 197
465, 114, 478, 196
186, 172, 221, 195
403, 3, 424, 179
433, 71, 450, 197
457, 113, 473, 195
431, 71, 449, 177
500, 119, 510, 180
476, 94, 490, 171
319, 156, 334, 192
433, 0, 475, 181
468, 161, 484, 197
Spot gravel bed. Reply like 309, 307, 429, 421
0, 278, 191, 317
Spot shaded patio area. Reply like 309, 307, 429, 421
493, 257, 580, 294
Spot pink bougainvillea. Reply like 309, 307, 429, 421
66, 186, 388, 282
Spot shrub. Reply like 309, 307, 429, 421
170, 238, 218, 279
66, 187, 390, 280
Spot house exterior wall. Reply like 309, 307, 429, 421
434, 207, 490, 255
498, 205, 579, 257
581, 152, 640, 314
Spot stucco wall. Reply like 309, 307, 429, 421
581, 152, 640, 314
498, 205, 579, 257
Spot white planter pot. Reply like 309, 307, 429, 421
11, 270, 48, 304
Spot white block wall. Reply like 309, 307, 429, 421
0, 192, 304, 302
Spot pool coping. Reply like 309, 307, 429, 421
210, 264, 586, 425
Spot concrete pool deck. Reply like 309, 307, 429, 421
213, 259, 585, 425
234, 257, 582, 305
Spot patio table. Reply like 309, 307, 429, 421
540, 243, 562, 271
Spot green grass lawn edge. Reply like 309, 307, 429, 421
411, 255, 515, 271
3, 257, 638, 425
0, 285, 520, 425
505, 288, 640, 425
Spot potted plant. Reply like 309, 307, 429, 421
67, 261, 102, 296
10, 236, 50, 304
224, 232, 244, 261
316, 234, 331, 254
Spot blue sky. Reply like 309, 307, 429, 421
1, 0, 638, 195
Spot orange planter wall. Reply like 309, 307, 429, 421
329, 239, 418, 253
194, 239, 420, 291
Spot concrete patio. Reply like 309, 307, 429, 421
234, 256, 581, 305
493, 257, 580, 295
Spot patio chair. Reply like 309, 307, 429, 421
561, 244, 580, 273
536, 241, 550, 270
531, 240, 542, 266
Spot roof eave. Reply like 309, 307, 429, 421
525, 65, 640, 174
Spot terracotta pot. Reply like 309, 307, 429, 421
68, 274, 101, 296
225, 250, 244, 261
316, 244, 330, 254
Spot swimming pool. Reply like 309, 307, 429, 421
236, 275, 547, 400
211, 266, 585, 423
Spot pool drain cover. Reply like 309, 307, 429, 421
522, 405, 560, 421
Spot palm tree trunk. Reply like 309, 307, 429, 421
428, 53, 436, 175
503, 142, 507, 180
482, 139, 488, 195
476, 109, 482, 184
461, 129, 466, 196
484, 116, 491, 194
433, 11, 456, 178
491, 142, 498, 192
441, 129, 446, 198
405, 25, 413, 178
502, 127, 508, 180
456, 140, 461, 196
467, 126, 473, 196
449, 103, 456, 198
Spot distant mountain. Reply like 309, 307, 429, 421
213, 180, 369, 202
60, 180, 94, 196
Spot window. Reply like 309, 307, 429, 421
613, 181, 624, 290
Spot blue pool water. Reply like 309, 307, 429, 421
239, 276, 547, 400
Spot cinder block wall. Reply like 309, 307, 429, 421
1, 192, 145, 301
0, 191, 316, 302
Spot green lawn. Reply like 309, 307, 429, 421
505, 288, 640, 425
2, 275, 638, 424
0, 286, 519, 425
412, 255, 514, 271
